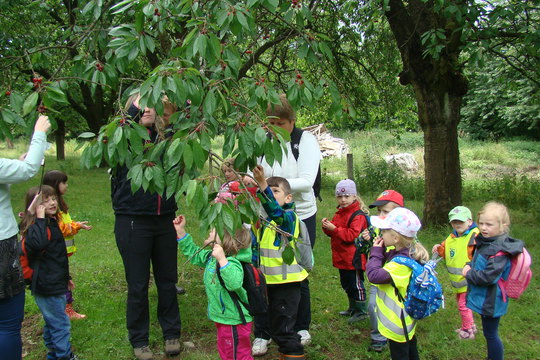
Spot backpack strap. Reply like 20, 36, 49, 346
215, 262, 248, 325
489, 251, 510, 303
347, 210, 370, 228
289, 126, 322, 201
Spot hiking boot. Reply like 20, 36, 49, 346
339, 297, 355, 316
348, 301, 368, 323
165, 338, 181, 356
175, 285, 186, 295
134, 345, 153, 360
297, 330, 311, 346
279, 354, 305, 360
252, 338, 271, 356
65, 303, 86, 320
369, 340, 387, 352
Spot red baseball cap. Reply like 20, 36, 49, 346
368, 190, 404, 208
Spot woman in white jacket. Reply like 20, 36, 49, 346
251, 94, 320, 355
0, 115, 50, 360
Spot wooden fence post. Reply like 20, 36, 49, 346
347, 153, 354, 180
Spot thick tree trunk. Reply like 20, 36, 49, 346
56, 118, 66, 160
415, 88, 462, 225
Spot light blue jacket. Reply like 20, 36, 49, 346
0, 131, 47, 240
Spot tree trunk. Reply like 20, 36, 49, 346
415, 87, 462, 225
56, 118, 66, 160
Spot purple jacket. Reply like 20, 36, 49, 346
366, 246, 412, 284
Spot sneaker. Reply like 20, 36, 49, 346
457, 328, 475, 340
369, 340, 387, 352
165, 338, 181, 356
134, 345, 153, 360
252, 338, 271, 356
65, 304, 87, 320
471, 324, 478, 334
297, 330, 311, 346
175, 285, 186, 295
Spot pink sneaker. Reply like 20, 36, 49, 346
456, 328, 475, 340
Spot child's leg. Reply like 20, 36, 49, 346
269, 283, 304, 355
34, 294, 71, 358
388, 336, 419, 360
215, 322, 253, 360
368, 284, 387, 344
482, 315, 503, 360
456, 292, 474, 330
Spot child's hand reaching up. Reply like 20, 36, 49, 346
212, 243, 228, 267
203, 228, 220, 247
252, 165, 268, 190
173, 215, 186, 239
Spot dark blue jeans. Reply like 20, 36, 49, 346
482, 315, 503, 360
0, 291, 25, 360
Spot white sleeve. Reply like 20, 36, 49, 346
287, 132, 320, 193
0, 131, 47, 184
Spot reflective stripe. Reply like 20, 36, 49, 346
377, 288, 402, 315
260, 263, 304, 276
65, 239, 75, 247
451, 279, 468, 288
259, 248, 282, 258
376, 305, 415, 336
447, 266, 463, 275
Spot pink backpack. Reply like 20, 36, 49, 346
492, 248, 532, 301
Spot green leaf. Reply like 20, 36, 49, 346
236, 11, 249, 30
282, 244, 295, 265
254, 127, 267, 147
185, 179, 197, 205
113, 126, 123, 145
127, 164, 143, 193
183, 143, 193, 169
78, 132, 96, 139
22, 92, 39, 116
44, 86, 69, 105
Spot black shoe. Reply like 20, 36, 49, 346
176, 285, 186, 295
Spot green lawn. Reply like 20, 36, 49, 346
3, 135, 539, 360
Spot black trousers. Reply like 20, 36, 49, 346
268, 282, 304, 355
388, 336, 420, 360
115, 214, 181, 347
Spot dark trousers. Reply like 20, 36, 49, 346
388, 336, 420, 360
294, 213, 315, 332
482, 315, 503, 360
339, 269, 366, 301
268, 282, 304, 355
0, 291, 24, 360
115, 214, 181, 347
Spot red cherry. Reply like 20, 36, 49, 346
5, 91, 11, 96
245, 50, 252, 54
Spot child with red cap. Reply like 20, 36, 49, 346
363, 190, 404, 352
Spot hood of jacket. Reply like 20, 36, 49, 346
475, 233, 524, 256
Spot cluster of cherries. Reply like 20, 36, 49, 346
32, 77, 43, 90
291, 0, 301, 9
95, 62, 104, 72
295, 73, 304, 86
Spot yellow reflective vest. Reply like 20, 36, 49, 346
375, 261, 416, 343
259, 215, 309, 285
443, 228, 479, 293
58, 211, 78, 255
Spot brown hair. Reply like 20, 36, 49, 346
478, 201, 511, 234
266, 176, 292, 196
266, 94, 296, 122
19, 185, 57, 236
43, 170, 68, 213
155, 95, 177, 140
221, 227, 252, 255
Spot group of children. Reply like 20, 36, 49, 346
20, 159, 525, 360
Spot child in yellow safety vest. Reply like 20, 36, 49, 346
43, 170, 92, 320
366, 207, 429, 360
432, 206, 479, 340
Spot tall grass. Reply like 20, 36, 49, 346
2, 134, 539, 360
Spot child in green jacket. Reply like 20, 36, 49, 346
173, 215, 253, 360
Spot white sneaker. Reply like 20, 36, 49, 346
252, 338, 271, 356
297, 330, 311, 346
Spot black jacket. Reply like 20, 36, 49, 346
26, 217, 69, 296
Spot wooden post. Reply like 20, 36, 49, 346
347, 153, 354, 180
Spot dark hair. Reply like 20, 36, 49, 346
266, 94, 296, 122
43, 170, 69, 212
19, 185, 57, 236
266, 176, 292, 195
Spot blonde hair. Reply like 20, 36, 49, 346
221, 227, 252, 256
358, 195, 370, 214
388, 229, 429, 263
478, 201, 510, 234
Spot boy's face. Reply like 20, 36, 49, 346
336, 195, 355, 208
377, 202, 400, 218
450, 219, 473, 235
42, 195, 58, 216
270, 184, 293, 207
268, 117, 295, 135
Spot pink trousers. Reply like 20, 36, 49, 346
456, 292, 475, 330
216, 322, 253, 360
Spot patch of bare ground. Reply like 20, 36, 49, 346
22, 313, 42, 358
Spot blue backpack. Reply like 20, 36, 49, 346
391, 255, 444, 320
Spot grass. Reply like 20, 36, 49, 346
2, 133, 539, 360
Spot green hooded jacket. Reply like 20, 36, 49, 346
178, 234, 253, 325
